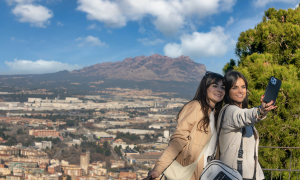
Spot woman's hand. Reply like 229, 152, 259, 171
260, 95, 277, 115
147, 170, 159, 179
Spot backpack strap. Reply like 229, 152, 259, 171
237, 128, 245, 176
207, 104, 229, 163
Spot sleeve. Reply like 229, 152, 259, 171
152, 101, 202, 174
222, 106, 266, 131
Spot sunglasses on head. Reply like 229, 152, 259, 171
204, 71, 223, 78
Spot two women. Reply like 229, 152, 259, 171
148, 72, 225, 180
148, 70, 276, 180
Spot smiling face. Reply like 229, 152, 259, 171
229, 78, 247, 107
206, 80, 225, 108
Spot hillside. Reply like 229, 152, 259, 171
71, 54, 206, 82
0, 54, 206, 97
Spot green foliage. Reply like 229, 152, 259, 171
66, 120, 77, 127
115, 132, 140, 142
133, 146, 140, 152
222, 59, 236, 74
103, 141, 108, 149
114, 145, 122, 156
4, 136, 17, 146
226, 5, 300, 179
34, 137, 60, 144
17, 129, 25, 135
81, 141, 111, 156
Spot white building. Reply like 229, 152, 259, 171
107, 129, 155, 135
32, 141, 52, 150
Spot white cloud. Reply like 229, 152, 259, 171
164, 26, 235, 58
253, 0, 298, 7
12, 4, 53, 27
5, 59, 80, 74
5, 0, 36, 6
226, 16, 234, 27
87, 23, 96, 29
76, 36, 107, 47
76, 0, 237, 35
87, 23, 101, 30
57, 21, 64, 26
137, 38, 164, 46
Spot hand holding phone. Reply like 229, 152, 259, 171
260, 95, 277, 115
263, 76, 282, 105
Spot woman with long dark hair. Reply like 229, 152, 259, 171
218, 71, 277, 180
147, 71, 225, 180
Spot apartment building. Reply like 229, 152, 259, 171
29, 130, 59, 137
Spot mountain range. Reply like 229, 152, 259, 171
71, 54, 206, 82
0, 54, 206, 97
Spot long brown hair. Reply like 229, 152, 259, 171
224, 71, 248, 108
177, 72, 224, 133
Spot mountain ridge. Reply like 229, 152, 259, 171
70, 54, 206, 82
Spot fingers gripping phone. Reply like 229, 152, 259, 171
263, 76, 282, 105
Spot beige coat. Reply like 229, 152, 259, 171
218, 105, 265, 180
153, 100, 216, 180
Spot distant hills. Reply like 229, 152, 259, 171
71, 54, 206, 82
0, 54, 206, 98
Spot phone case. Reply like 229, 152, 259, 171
263, 76, 282, 104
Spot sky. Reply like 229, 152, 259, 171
0, 0, 299, 75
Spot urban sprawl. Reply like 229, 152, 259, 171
0, 88, 188, 180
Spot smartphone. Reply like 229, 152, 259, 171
263, 76, 282, 105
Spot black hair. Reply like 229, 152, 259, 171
224, 71, 248, 108
177, 72, 224, 133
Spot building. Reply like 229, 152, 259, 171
110, 160, 125, 169
29, 130, 59, 137
112, 139, 136, 149
121, 149, 139, 157
12, 157, 49, 165
0, 147, 48, 159
119, 172, 137, 180
80, 151, 90, 175
0, 154, 14, 161
31, 141, 52, 150
144, 150, 162, 155
107, 129, 155, 135
8, 161, 38, 171
64, 166, 83, 176
0, 167, 10, 175
23, 167, 45, 174
130, 154, 161, 165
6, 175, 23, 180
164, 130, 170, 138
48, 164, 61, 174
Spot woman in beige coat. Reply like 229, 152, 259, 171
147, 71, 225, 180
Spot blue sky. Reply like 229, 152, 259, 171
0, 0, 298, 75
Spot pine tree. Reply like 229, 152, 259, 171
226, 5, 300, 179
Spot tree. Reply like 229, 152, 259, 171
222, 59, 236, 74
104, 149, 111, 156
103, 141, 108, 149
224, 5, 300, 179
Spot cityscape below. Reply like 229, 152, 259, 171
0, 87, 187, 180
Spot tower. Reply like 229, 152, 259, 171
80, 151, 90, 175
